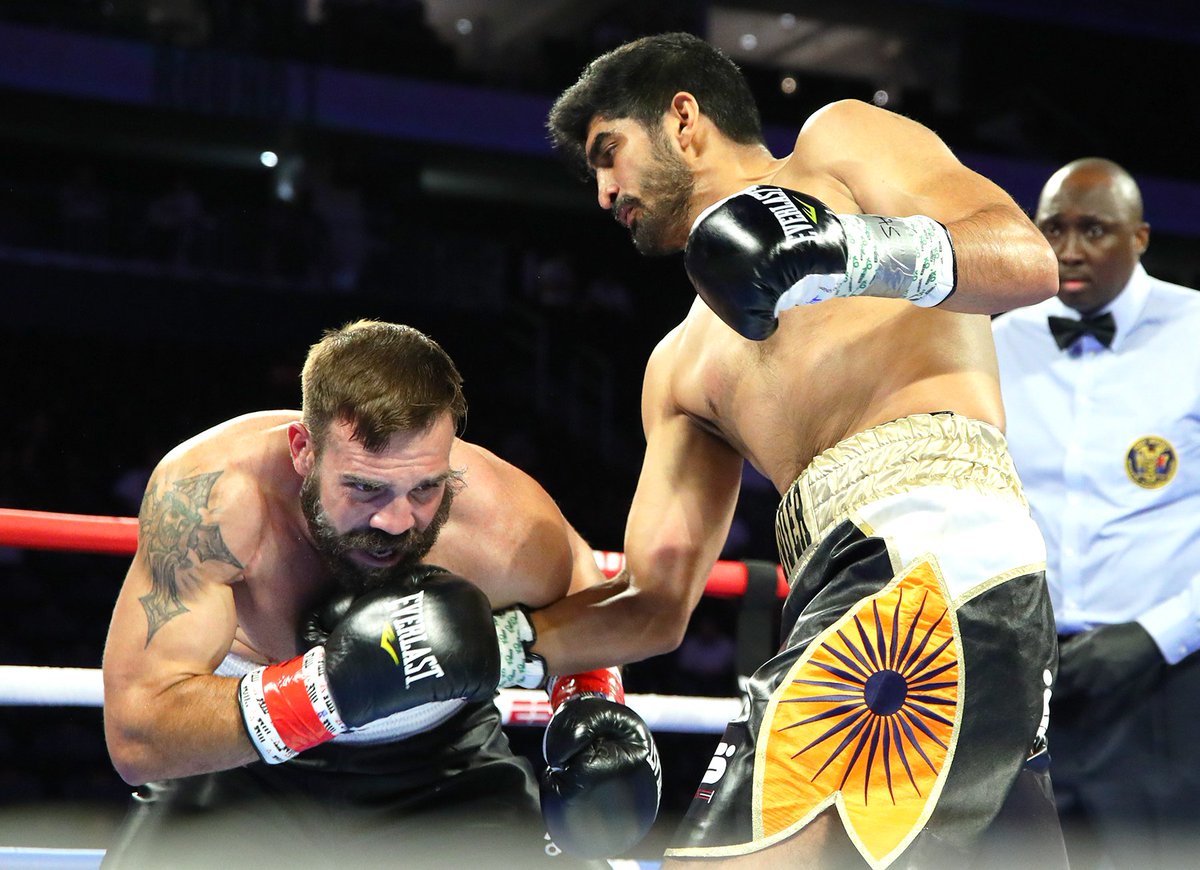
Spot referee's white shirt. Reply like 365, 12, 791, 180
992, 263, 1200, 663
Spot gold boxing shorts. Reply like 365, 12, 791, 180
667, 414, 1061, 869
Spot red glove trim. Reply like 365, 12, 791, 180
549, 667, 624, 709
239, 647, 345, 764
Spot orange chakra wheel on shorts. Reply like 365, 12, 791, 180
755, 559, 961, 868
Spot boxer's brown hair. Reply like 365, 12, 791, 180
301, 320, 466, 453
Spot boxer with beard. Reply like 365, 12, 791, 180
100, 320, 622, 868
298, 454, 454, 593
538, 32, 1067, 869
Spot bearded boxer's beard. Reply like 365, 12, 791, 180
617, 131, 695, 256
300, 474, 454, 593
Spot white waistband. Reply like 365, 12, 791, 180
776, 414, 1027, 575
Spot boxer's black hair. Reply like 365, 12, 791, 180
548, 32, 765, 174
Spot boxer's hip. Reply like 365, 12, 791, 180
775, 412, 1042, 611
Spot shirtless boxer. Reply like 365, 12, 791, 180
526, 32, 1066, 868
101, 320, 659, 868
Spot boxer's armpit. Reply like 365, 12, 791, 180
137, 469, 245, 647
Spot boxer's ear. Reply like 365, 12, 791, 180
669, 92, 700, 151
289, 422, 315, 475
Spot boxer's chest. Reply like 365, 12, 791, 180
674, 298, 890, 488
229, 536, 332, 663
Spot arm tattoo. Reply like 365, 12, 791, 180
138, 470, 244, 647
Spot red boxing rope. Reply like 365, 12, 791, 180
0, 509, 139, 555
0, 508, 788, 599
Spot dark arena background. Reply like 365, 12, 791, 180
1, 1, 1199, 866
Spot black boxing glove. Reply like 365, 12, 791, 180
540, 668, 660, 858
238, 567, 500, 764
305, 568, 544, 690
299, 563, 451, 647
685, 185, 957, 339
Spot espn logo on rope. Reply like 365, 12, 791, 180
747, 186, 818, 241
379, 591, 446, 687
506, 696, 553, 725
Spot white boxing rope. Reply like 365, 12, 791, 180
1, 666, 105, 707
494, 688, 740, 734
0, 665, 738, 733
0, 847, 107, 869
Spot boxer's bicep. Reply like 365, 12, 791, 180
796, 100, 1055, 312
625, 343, 743, 613
526, 343, 744, 670
625, 411, 743, 612
529, 408, 742, 671
798, 100, 1000, 222
103, 463, 255, 766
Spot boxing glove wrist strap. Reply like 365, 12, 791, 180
238, 646, 346, 764
776, 211, 956, 310
548, 667, 624, 710
494, 605, 547, 689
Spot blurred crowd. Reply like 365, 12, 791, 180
0, 0, 701, 94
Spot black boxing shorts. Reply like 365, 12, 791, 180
103, 700, 598, 869
667, 414, 1065, 868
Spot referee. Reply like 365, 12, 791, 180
993, 157, 1200, 870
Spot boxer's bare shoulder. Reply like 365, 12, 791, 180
140, 412, 300, 594
427, 438, 575, 609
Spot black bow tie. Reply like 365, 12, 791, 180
1047, 312, 1116, 350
